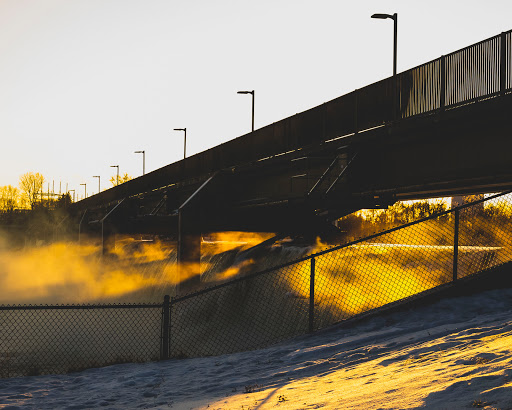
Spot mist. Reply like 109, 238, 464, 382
0, 231, 277, 305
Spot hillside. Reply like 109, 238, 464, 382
2, 283, 512, 409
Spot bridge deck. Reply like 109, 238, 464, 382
74, 29, 512, 212
71, 29, 512, 245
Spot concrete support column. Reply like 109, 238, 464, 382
175, 173, 219, 294
177, 207, 201, 294
100, 199, 125, 256
102, 222, 116, 255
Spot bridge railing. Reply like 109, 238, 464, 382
76, 29, 512, 209
399, 59, 442, 118
357, 76, 395, 129
506, 31, 512, 91
445, 33, 502, 107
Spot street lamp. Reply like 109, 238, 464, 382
134, 150, 145, 175
237, 90, 255, 132
93, 175, 100, 194
68, 189, 75, 202
371, 13, 397, 76
173, 128, 187, 159
110, 165, 119, 186
80, 183, 87, 199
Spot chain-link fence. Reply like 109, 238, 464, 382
0, 303, 162, 378
166, 191, 512, 358
3, 192, 512, 378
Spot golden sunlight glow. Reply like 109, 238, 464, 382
215, 258, 255, 281
0, 241, 166, 303
283, 232, 453, 319
202, 231, 274, 253
0, 232, 273, 304
203, 322, 512, 409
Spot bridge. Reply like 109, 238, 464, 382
72, 30, 512, 268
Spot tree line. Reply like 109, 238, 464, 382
0, 172, 44, 211
0, 172, 133, 212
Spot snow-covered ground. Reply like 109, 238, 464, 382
2, 286, 512, 409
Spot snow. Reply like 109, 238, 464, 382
2, 286, 512, 409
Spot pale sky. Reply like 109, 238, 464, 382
1, 0, 511, 199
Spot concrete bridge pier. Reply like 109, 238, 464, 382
101, 222, 116, 256
176, 173, 219, 294
100, 199, 125, 256
177, 207, 202, 294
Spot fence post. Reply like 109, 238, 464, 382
453, 209, 459, 282
500, 32, 507, 96
309, 257, 315, 333
161, 295, 170, 360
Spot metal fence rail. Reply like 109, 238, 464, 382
445, 34, 502, 106
399, 59, 441, 118
3, 192, 512, 377
506, 31, 512, 91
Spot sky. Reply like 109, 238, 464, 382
2, 284, 512, 408
1, 0, 512, 199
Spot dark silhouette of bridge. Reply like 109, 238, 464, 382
72, 30, 512, 269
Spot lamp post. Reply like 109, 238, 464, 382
134, 150, 145, 175
93, 175, 100, 194
173, 128, 187, 159
68, 189, 75, 202
80, 183, 87, 199
371, 13, 397, 76
110, 165, 119, 186
237, 90, 255, 132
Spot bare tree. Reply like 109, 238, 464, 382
0, 185, 20, 211
109, 173, 132, 187
19, 172, 44, 209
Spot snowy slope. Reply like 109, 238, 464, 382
2, 286, 512, 409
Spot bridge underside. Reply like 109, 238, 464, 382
349, 93, 512, 202
77, 93, 512, 251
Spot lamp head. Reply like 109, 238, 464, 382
371, 13, 396, 20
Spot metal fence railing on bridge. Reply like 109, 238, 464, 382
4, 192, 511, 378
